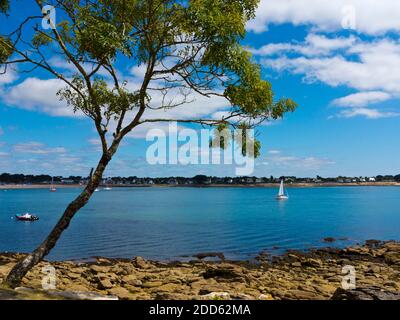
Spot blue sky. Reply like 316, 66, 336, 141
1, 0, 400, 177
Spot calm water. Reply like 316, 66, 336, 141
0, 187, 399, 261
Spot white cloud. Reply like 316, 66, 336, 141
268, 150, 281, 155
332, 92, 393, 107
126, 121, 181, 139
274, 155, 335, 170
88, 138, 101, 146
258, 151, 335, 172
130, 64, 147, 78
13, 142, 67, 154
334, 108, 400, 119
262, 38, 400, 93
251, 34, 357, 57
144, 93, 229, 121
0, 69, 17, 85
2, 72, 230, 129
258, 34, 400, 119
248, 0, 400, 35
48, 56, 111, 77
4, 78, 84, 117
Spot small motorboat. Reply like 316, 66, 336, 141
15, 213, 39, 221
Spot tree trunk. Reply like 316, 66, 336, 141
4, 153, 112, 289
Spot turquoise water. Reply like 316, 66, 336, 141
0, 187, 399, 261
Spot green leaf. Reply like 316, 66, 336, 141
32, 32, 53, 48
0, 0, 10, 14
0, 36, 13, 63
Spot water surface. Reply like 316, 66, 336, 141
0, 187, 399, 261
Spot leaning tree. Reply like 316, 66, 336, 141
0, 0, 296, 288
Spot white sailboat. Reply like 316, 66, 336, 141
276, 180, 289, 200
49, 177, 57, 192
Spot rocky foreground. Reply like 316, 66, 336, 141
1, 240, 400, 300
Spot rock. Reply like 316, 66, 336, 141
302, 258, 322, 268
366, 265, 381, 274
383, 281, 398, 289
345, 246, 370, 255
231, 293, 255, 300
67, 272, 81, 280
323, 237, 336, 243
202, 267, 244, 281
331, 287, 400, 300
114, 262, 136, 275
371, 248, 387, 257
64, 284, 90, 292
255, 251, 270, 262
108, 287, 133, 300
90, 265, 110, 274
199, 285, 227, 295
162, 276, 182, 284
142, 281, 163, 288
288, 290, 324, 300
291, 262, 302, 267
98, 278, 114, 290
121, 275, 142, 287
96, 258, 112, 264
313, 284, 338, 295
190, 279, 212, 290
288, 253, 301, 261
365, 239, 382, 248
132, 257, 152, 269
382, 242, 400, 252
0, 288, 18, 300
12, 287, 60, 300
155, 293, 189, 300
0, 263, 14, 276
69, 266, 86, 274
258, 293, 274, 300
200, 292, 231, 300
193, 252, 225, 261
384, 252, 400, 265
156, 283, 182, 292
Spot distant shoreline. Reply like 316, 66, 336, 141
1, 182, 399, 190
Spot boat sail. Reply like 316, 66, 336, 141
276, 180, 289, 200
49, 177, 57, 192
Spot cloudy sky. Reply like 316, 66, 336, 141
1, 0, 399, 177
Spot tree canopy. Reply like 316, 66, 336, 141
1, 0, 298, 289
1, 0, 296, 156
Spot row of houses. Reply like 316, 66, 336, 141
2, 173, 397, 186
93, 175, 384, 186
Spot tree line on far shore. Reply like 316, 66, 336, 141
1, 173, 400, 185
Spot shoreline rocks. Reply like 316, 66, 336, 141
0, 240, 399, 300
